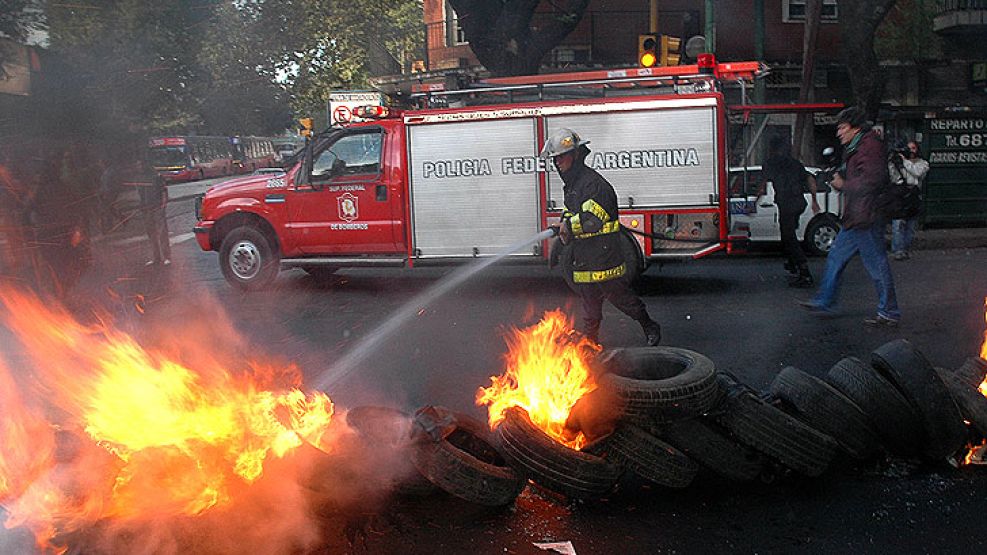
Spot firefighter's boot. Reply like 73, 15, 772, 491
788, 265, 814, 289
642, 320, 662, 346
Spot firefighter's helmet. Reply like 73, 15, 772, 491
539, 128, 590, 159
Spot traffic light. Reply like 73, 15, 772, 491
298, 117, 313, 138
660, 35, 682, 66
638, 34, 658, 68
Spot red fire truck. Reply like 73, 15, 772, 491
194, 57, 843, 290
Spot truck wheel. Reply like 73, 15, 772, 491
803, 217, 840, 256
598, 347, 721, 424
769, 366, 881, 460
219, 226, 279, 291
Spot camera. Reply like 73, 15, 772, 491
889, 139, 909, 164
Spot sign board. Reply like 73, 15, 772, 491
328, 91, 384, 125
923, 112, 987, 226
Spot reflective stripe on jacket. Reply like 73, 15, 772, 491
559, 160, 625, 283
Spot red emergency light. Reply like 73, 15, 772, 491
353, 105, 390, 119
697, 53, 716, 75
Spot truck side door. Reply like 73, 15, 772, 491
285, 127, 401, 255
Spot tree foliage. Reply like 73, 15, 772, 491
875, 0, 942, 62
838, 0, 898, 118
446, 0, 589, 77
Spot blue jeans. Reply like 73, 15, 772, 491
891, 217, 918, 254
812, 224, 901, 320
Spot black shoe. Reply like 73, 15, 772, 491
642, 320, 661, 346
863, 315, 899, 328
783, 260, 798, 276
788, 275, 814, 288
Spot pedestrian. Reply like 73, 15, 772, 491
137, 159, 171, 266
540, 128, 661, 346
800, 107, 900, 327
758, 135, 820, 288
888, 139, 928, 260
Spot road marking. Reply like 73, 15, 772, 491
112, 232, 195, 247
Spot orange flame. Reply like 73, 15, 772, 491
0, 290, 334, 549
476, 310, 599, 450
980, 297, 987, 361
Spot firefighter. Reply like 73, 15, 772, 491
541, 128, 661, 346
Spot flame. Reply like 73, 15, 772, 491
476, 310, 600, 450
980, 297, 987, 360
0, 289, 334, 549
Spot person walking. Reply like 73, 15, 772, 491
137, 160, 171, 266
758, 135, 820, 288
800, 107, 900, 327
889, 140, 929, 260
541, 128, 661, 346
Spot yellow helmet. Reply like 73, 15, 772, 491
539, 128, 590, 159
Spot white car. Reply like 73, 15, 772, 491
727, 166, 842, 256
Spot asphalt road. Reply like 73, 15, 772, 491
14, 192, 987, 553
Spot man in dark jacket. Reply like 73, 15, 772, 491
137, 160, 171, 266
759, 136, 820, 288
541, 128, 661, 345
800, 107, 900, 326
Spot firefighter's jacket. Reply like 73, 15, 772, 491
559, 160, 625, 283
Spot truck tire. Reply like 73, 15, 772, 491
597, 424, 698, 488
598, 347, 720, 423
870, 339, 967, 461
410, 409, 523, 507
953, 357, 987, 390
661, 417, 765, 481
769, 366, 881, 460
936, 368, 987, 437
495, 406, 620, 500
825, 356, 924, 456
618, 227, 645, 284
345, 406, 438, 496
713, 376, 839, 477
803, 216, 840, 256
219, 226, 280, 291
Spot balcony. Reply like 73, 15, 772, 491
934, 0, 987, 34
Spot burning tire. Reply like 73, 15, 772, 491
596, 424, 698, 488
825, 356, 924, 455
713, 374, 839, 477
661, 417, 765, 481
769, 367, 881, 460
410, 407, 523, 507
345, 406, 437, 496
219, 226, 280, 291
936, 368, 987, 437
953, 357, 987, 390
496, 406, 620, 499
598, 347, 720, 423
870, 340, 967, 461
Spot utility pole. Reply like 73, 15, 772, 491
650, 0, 658, 34
704, 0, 715, 53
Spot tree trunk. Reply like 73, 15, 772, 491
794, 0, 822, 163
838, 0, 897, 119
448, 0, 590, 76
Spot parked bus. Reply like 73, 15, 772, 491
148, 136, 234, 183
231, 136, 277, 174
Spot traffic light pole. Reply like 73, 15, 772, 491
704, 0, 715, 53
650, 0, 658, 34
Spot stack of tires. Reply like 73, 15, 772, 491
387, 342, 987, 506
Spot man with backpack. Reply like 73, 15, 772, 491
800, 107, 900, 327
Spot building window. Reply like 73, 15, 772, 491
445, 2, 467, 46
783, 0, 838, 23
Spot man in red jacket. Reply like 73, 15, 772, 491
800, 107, 900, 326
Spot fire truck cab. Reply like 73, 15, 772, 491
194, 58, 842, 290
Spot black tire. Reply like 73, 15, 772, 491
495, 406, 620, 499
219, 226, 280, 291
618, 227, 645, 283
953, 357, 987, 390
769, 367, 881, 460
825, 356, 924, 456
713, 377, 839, 477
598, 424, 698, 488
937, 368, 987, 437
598, 347, 720, 423
870, 339, 967, 460
803, 216, 840, 256
410, 409, 523, 507
662, 417, 765, 481
345, 406, 438, 496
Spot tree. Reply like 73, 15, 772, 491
838, 0, 898, 118
446, 0, 590, 77
0, 0, 45, 68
